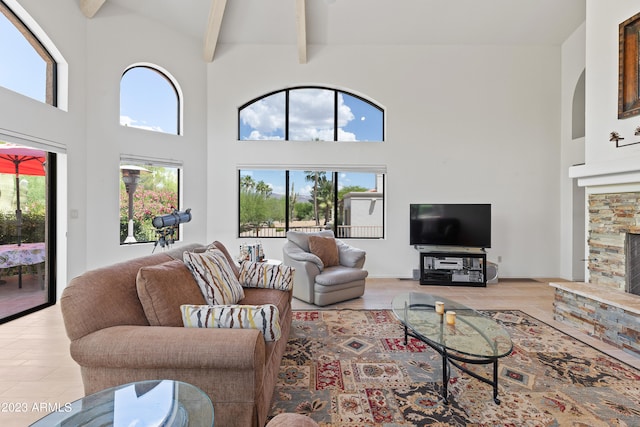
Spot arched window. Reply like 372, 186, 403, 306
239, 86, 384, 141
120, 65, 182, 135
0, 1, 57, 105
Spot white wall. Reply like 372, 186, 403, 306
207, 44, 563, 278
561, 23, 586, 281
585, 0, 640, 169
82, 2, 208, 272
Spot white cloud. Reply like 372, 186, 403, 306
120, 115, 164, 133
242, 89, 357, 141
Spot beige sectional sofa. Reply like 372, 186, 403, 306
60, 241, 293, 427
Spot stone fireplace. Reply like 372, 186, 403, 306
588, 192, 640, 294
551, 189, 640, 358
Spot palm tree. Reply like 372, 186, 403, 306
305, 171, 326, 226
255, 180, 272, 197
240, 175, 255, 192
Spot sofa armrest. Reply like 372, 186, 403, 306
336, 240, 366, 268
282, 245, 321, 304
70, 325, 265, 371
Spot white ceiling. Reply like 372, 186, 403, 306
99, 0, 586, 54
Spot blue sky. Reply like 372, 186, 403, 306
239, 88, 384, 142
120, 67, 179, 134
0, 9, 46, 102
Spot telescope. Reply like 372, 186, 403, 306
152, 208, 192, 229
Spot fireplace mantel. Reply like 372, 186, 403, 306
570, 162, 640, 188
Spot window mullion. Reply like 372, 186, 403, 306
285, 171, 290, 232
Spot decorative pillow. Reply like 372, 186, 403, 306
239, 262, 294, 291
136, 259, 206, 327
181, 304, 281, 341
207, 240, 241, 278
183, 248, 245, 305
308, 235, 340, 267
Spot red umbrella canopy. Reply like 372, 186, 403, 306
0, 144, 46, 176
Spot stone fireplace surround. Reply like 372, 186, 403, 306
551, 190, 640, 358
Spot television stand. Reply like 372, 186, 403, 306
417, 247, 487, 287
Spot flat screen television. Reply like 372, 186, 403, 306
409, 203, 491, 248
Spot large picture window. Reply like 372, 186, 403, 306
239, 169, 384, 239
239, 87, 384, 142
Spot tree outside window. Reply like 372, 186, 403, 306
239, 169, 384, 239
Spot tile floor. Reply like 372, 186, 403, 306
0, 277, 638, 426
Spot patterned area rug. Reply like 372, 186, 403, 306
268, 309, 640, 426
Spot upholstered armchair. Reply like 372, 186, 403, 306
282, 230, 368, 306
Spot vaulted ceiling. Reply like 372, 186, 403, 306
79, 0, 586, 64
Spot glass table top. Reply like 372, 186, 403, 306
30, 380, 214, 427
391, 292, 513, 359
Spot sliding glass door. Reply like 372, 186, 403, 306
0, 142, 56, 324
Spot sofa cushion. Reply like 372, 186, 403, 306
314, 265, 369, 286
183, 249, 245, 305
239, 261, 294, 291
181, 304, 281, 341
241, 287, 291, 317
308, 235, 339, 267
136, 259, 206, 326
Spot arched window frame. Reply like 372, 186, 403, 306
0, 0, 58, 106
238, 86, 385, 142
120, 63, 184, 136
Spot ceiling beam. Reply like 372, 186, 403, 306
203, 0, 228, 62
296, 0, 307, 64
80, 0, 106, 18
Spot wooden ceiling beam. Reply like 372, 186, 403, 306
296, 0, 307, 64
203, 0, 228, 62
80, 0, 106, 18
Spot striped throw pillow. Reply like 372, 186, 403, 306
181, 304, 281, 341
183, 248, 245, 305
239, 262, 294, 291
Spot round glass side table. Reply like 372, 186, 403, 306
30, 380, 214, 427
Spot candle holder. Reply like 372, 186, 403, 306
446, 311, 456, 325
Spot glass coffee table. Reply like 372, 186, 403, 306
30, 380, 214, 426
392, 292, 512, 404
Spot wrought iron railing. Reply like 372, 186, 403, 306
239, 225, 383, 239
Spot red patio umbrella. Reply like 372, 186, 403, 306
0, 144, 46, 246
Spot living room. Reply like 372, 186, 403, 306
1, 0, 640, 425
0, 0, 590, 288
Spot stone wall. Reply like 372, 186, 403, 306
552, 282, 640, 358
588, 192, 640, 291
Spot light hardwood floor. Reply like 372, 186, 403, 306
0, 278, 638, 426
